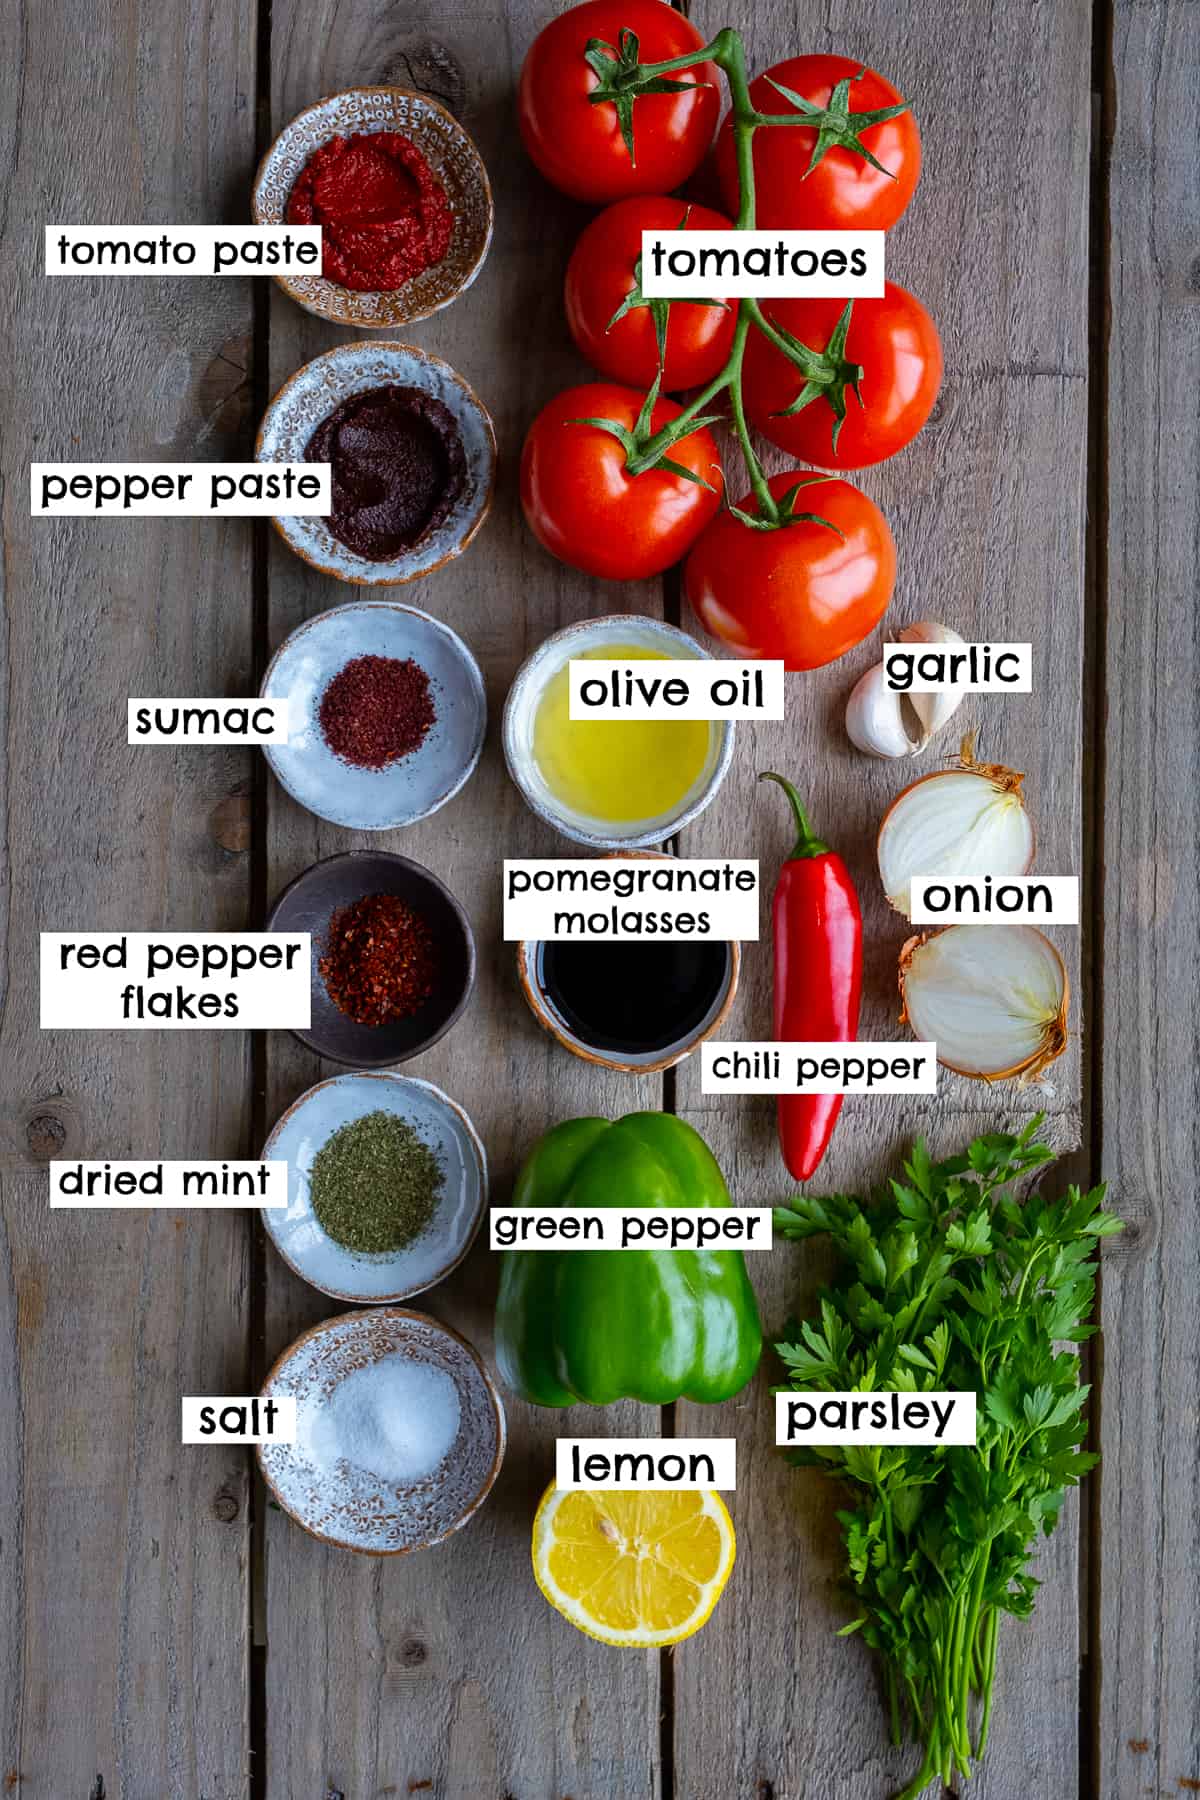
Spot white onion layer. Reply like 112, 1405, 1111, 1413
901, 924, 1067, 1079
878, 770, 1034, 918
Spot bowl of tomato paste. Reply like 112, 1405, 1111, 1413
253, 87, 493, 328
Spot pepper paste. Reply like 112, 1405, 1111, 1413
286, 131, 454, 292
305, 384, 467, 562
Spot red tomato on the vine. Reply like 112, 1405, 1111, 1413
521, 384, 722, 580
717, 55, 920, 231
518, 0, 720, 204
565, 197, 738, 391
743, 284, 942, 470
684, 473, 896, 671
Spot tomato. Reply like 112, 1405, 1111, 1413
521, 384, 722, 580
565, 197, 738, 391
518, 0, 719, 204
684, 472, 895, 671
743, 285, 942, 470
717, 55, 920, 231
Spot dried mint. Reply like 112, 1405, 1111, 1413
310, 1110, 443, 1255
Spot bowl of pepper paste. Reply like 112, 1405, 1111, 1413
252, 87, 493, 329
257, 341, 496, 585
266, 850, 476, 1068
261, 600, 486, 829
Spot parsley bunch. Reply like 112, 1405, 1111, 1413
774, 1118, 1122, 1799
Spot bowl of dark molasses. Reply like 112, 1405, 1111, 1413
516, 855, 740, 1074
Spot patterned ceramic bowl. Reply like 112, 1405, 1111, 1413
258, 1307, 505, 1555
260, 600, 487, 829
261, 1071, 488, 1304
251, 87, 493, 329
256, 340, 496, 585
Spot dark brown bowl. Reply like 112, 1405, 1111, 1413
265, 850, 475, 1068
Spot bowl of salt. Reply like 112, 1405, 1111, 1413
258, 1306, 505, 1554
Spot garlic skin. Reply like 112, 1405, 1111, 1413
845, 620, 969, 760
897, 621, 967, 743
877, 762, 1035, 918
845, 663, 922, 759
899, 923, 1068, 1081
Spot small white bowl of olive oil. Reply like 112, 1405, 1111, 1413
502, 616, 736, 848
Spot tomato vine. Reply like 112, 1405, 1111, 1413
579, 25, 912, 528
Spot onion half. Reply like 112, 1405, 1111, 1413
878, 744, 1035, 918
899, 924, 1069, 1082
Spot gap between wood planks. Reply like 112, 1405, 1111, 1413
248, 0, 274, 1796
1081, 0, 1116, 1798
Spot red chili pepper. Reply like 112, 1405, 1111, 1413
760, 772, 863, 1182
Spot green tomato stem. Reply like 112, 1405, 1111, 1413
605, 27, 790, 517
623, 362, 733, 476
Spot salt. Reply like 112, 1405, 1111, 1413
299, 1355, 461, 1488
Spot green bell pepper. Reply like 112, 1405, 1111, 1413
494, 1113, 762, 1407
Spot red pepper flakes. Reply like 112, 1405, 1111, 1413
319, 654, 437, 770
319, 892, 438, 1028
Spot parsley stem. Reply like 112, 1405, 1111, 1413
977, 1609, 1001, 1755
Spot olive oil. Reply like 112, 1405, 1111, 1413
532, 645, 711, 825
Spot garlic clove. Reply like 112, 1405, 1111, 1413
898, 621, 966, 647
899, 923, 1068, 1082
897, 621, 967, 744
845, 662, 923, 759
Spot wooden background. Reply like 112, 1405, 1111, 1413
0, 0, 1194, 1795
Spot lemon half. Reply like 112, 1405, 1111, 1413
531, 1484, 736, 1648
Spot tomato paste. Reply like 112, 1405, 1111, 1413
286, 131, 454, 292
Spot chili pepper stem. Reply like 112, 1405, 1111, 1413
759, 770, 830, 859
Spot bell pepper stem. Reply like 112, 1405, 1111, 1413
759, 771, 830, 859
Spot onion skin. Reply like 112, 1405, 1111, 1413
898, 927, 1069, 1083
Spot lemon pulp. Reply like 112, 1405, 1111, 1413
532, 1484, 736, 1647
532, 645, 711, 826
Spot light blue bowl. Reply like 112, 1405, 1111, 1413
262, 1071, 487, 1303
261, 600, 486, 829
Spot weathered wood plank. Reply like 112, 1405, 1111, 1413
1095, 0, 1200, 1792
260, 5, 664, 1795
0, 1, 257, 1794
673, 0, 1090, 1793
